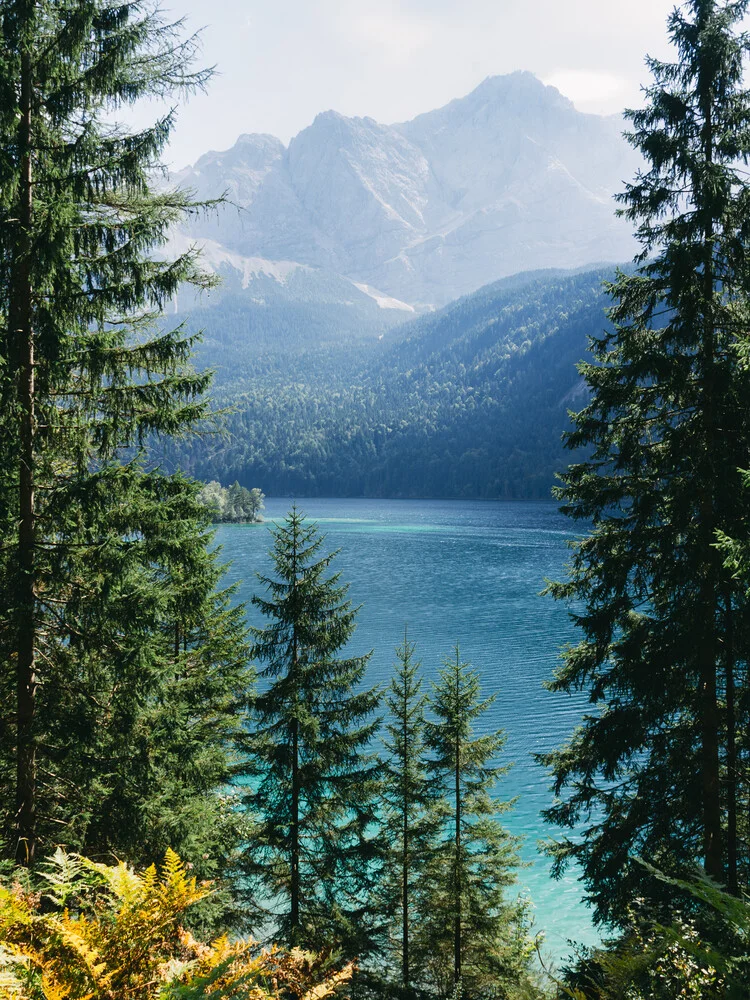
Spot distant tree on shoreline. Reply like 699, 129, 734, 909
198, 480, 265, 522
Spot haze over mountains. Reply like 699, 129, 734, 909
175, 71, 638, 310
167, 266, 611, 498
161, 72, 639, 498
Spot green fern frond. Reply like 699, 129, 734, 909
37, 851, 89, 908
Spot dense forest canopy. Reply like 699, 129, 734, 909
159, 267, 615, 498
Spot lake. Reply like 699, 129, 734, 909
215, 496, 598, 964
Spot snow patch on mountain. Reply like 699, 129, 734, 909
174, 72, 639, 308
165, 232, 309, 286
351, 282, 415, 312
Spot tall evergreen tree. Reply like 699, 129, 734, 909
241, 507, 382, 956
420, 647, 529, 1000
378, 628, 439, 993
542, 0, 750, 923
32, 468, 252, 930
0, 0, 250, 881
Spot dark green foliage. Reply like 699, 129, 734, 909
0, 0, 253, 917
541, 0, 750, 926
28, 468, 252, 932
157, 268, 612, 499
240, 507, 382, 956
419, 647, 531, 1000
376, 630, 441, 992
554, 869, 750, 1000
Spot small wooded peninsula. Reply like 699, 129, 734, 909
0, 2, 749, 1000
197, 480, 265, 523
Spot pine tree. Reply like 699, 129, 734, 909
378, 628, 440, 993
0, 462, 253, 928
542, 0, 750, 922
241, 506, 382, 956
421, 647, 529, 1000
0, 0, 248, 876
44, 470, 252, 931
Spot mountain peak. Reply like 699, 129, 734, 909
474, 70, 543, 92
186, 132, 284, 176
312, 109, 347, 125
307, 109, 385, 138
402, 71, 575, 134
234, 132, 286, 151
469, 71, 573, 109
178, 71, 636, 307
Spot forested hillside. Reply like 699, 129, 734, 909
163, 246, 412, 370
164, 267, 613, 498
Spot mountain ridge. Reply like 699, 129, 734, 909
173, 72, 639, 308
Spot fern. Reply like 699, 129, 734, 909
0, 945, 26, 999
0, 852, 351, 1000
36, 850, 88, 910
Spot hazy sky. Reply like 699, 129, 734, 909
148, 0, 681, 169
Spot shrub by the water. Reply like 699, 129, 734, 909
197, 481, 265, 523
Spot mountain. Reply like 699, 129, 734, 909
174, 72, 638, 309
161, 231, 414, 373
158, 76, 637, 497
163, 230, 414, 320
160, 267, 613, 498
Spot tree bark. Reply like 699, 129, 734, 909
402, 804, 409, 987
454, 679, 461, 988
697, 91, 723, 883
725, 590, 737, 894
402, 684, 410, 988
291, 710, 300, 937
290, 529, 300, 939
14, 46, 37, 867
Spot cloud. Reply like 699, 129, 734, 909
337, 3, 436, 64
152, 0, 681, 167
543, 70, 634, 114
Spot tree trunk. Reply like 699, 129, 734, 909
14, 46, 37, 867
402, 686, 410, 988
291, 712, 300, 936
698, 94, 723, 883
290, 531, 300, 939
402, 806, 409, 987
454, 723, 461, 988
725, 590, 737, 894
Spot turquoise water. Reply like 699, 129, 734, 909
216, 497, 598, 964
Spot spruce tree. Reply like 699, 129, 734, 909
542, 0, 750, 921
421, 647, 529, 1000
378, 628, 439, 993
0, 0, 250, 880
241, 506, 382, 956
30, 469, 252, 931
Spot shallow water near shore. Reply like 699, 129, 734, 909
216, 496, 599, 965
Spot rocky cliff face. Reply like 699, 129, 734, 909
174, 72, 638, 308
